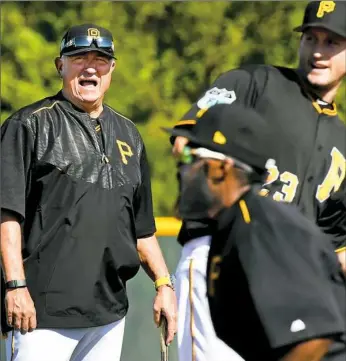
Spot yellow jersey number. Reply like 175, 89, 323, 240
260, 147, 346, 204
259, 165, 299, 203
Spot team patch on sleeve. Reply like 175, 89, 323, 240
197, 87, 237, 110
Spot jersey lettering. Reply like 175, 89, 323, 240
260, 166, 299, 203
116, 140, 133, 165
316, 147, 346, 203
208, 255, 222, 297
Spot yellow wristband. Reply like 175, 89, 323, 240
154, 276, 171, 290
335, 246, 346, 254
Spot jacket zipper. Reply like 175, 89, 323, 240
97, 119, 113, 189
78, 115, 113, 188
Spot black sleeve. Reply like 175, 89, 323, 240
133, 144, 156, 238
170, 66, 265, 144
237, 222, 345, 351
318, 181, 346, 252
1, 117, 34, 221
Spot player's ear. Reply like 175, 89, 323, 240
55, 57, 63, 77
221, 158, 238, 183
110, 59, 116, 72
224, 158, 234, 172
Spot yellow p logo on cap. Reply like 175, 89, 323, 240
87, 28, 100, 38
316, 1, 335, 18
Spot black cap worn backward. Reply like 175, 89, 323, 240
60, 23, 116, 58
294, 1, 346, 38
163, 104, 275, 176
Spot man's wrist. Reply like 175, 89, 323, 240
154, 275, 175, 291
5, 279, 27, 290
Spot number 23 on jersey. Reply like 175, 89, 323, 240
260, 147, 345, 203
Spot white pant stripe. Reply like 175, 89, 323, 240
176, 236, 244, 361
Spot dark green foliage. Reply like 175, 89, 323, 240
1, 1, 345, 215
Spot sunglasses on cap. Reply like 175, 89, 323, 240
179, 146, 255, 174
60, 36, 114, 53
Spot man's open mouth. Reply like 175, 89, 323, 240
79, 80, 98, 87
310, 62, 328, 70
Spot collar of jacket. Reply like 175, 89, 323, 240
55, 90, 108, 119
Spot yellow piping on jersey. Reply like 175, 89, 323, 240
32, 101, 60, 114
335, 246, 346, 254
189, 259, 197, 361
295, 70, 338, 117
196, 108, 208, 118
239, 200, 251, 224
104, 105, 136, 126
174, 120, 197, 126
312, 101, 337, 116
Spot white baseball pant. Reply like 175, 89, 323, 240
175, 236, 244, 361
5, 317, 125, 361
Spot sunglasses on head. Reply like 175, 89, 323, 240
180, 146, 254, 174
61, 36, 114, 53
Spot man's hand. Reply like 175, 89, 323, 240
153, 285, 177, 346
172, 136, 188, 156
5, 287, 37, 334
136, 235, 178, 345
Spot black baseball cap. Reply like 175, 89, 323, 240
60, 23, 116, 58
163, 104, 274, 176
294, 1, 346, 38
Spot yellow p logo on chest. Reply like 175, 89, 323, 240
116, 140, 133, 165
317, 1, 335, 18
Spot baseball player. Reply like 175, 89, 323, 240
1, 23, 177, 361
165, 103, 346, 361
170, 2, 346, 360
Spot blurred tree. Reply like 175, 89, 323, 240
1, 1, 345, 218
1, 3, 345, 361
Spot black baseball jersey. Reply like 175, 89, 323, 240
1, 91, 156, 332
206, 189, 346, 361
174, 65, 346, 250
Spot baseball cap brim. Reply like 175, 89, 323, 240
293, 23, 346, 38
162, 126, 213, 150
62, 47, 116, 59
162, 126, 241, 160
162, 126, 268, 176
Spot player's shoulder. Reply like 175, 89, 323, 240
104, 104, 137, 129
2, 94, 60, 126
248, 191, 322, 238
253, 65, 300, 86
221, 64, 294, 78
218, 63, 271, 80
104, 104, 143, 141
3, 95, 58, 121
217, 64, 297, 90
